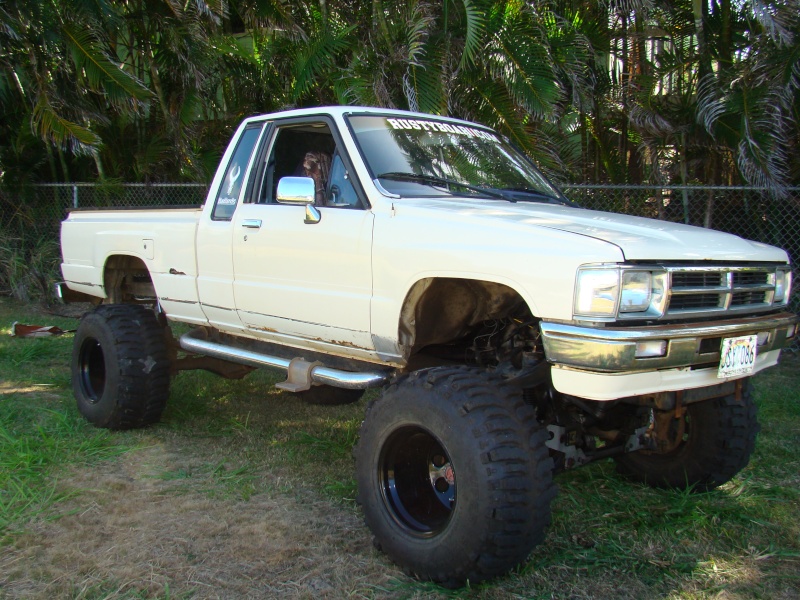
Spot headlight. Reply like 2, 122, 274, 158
774, 268, 792, 304
620, 271, 652, 312
574, 266, 667, 319
574, 269, 619, 317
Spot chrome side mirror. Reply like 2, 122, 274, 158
276, 176, 315, 205
276, 176, 320, 224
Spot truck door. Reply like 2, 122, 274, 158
196, 122, 266, 332
230, 117, 375, 355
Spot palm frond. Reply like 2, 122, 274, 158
32, 97, 101, 153
747, 0, 795, 47
62, 23, 151, 104
458, 0, 488, 68
482, 10, 561, 119
628, 103, 675, 137
404, 1, 436, 66
695, 73, 726, 136
404, 63, 446, 114
292, 24, 355, 101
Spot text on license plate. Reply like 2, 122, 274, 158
718, 335, 758, 378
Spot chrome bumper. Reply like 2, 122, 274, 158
540, 312, 798, 373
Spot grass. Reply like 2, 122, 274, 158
0, 306, 130, 541
1, 295, 799, 599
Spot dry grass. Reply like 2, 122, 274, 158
2, 443, 393, 599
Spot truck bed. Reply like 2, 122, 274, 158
60, 207, 203, 319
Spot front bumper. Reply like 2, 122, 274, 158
540, 311, 798, 401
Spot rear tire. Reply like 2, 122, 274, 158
72, 304, 170, 430
614, 381, 759, 491
355, 366, 556, 587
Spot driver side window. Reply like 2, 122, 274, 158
254, 122, 363, 209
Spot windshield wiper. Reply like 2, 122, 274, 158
496, 187, 578, 207
376, 172, 507, 200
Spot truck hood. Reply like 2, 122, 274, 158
410, 198, 790, 263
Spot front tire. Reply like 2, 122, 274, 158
614, 381, 759, 491
355, 366, 556, 587
72, 304, 171, 430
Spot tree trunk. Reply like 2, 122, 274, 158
692, 0, 713, 81
57, 146, 71, 183
719, 0, 733, 76
93, 150, 107, 181
680, 133, 690, 224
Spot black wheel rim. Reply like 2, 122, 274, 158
379, 426, 456, 536
78, 337, 106, 403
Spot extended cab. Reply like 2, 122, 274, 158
59, 106, 798, 587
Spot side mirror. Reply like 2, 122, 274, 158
276, 176, 320, 224
276, 176, 316, 205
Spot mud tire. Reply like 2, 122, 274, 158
355, 366, 556, 587
614, 381, 759, 491
294, 385, 364, 406
72, 304, 171, 430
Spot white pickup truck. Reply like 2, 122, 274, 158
59, 106, 797, 587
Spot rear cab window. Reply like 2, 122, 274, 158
212, 124, 264, 220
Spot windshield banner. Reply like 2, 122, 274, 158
386, 118, 499, 142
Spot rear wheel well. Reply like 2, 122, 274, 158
103, 255, 156, 304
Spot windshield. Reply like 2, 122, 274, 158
347, 114, 568, 203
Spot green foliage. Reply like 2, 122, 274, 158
0, 227, 61, 303
0, 1, 798, 187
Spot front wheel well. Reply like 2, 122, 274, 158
399, 278, 539, 368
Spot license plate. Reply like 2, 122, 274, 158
718, 335, 758, 378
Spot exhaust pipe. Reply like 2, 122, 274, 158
179, 329, 389, 391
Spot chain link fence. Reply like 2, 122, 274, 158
0, 182, 206, 246
1, 182, 798, 349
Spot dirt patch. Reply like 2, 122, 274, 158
39, 302, 95, 321
0, 442, 407, 599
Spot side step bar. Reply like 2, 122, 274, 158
179, 329, 390, 391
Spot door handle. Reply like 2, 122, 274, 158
241, 219, 262, 229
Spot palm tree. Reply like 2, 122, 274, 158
0, 0, 152, 183
2, 0, 798, 189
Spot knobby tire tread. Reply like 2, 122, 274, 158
357, 366, 556, 587
75, 304, 170, 430
615, 381, 759, 491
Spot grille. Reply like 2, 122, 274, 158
734, 271, 769, 286
666, 266, 776, 317
672, 272, 724, 288
731, 291, 769, 306
669, 293, 721, 311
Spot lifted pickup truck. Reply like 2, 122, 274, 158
59, 106, 797, 587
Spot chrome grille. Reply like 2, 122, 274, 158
672, 271, 724, 288
669, 293, 721, 311
734, 271, 768, 286
666, 266, 776, 317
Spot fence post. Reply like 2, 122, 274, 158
72, 185, 78, 208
